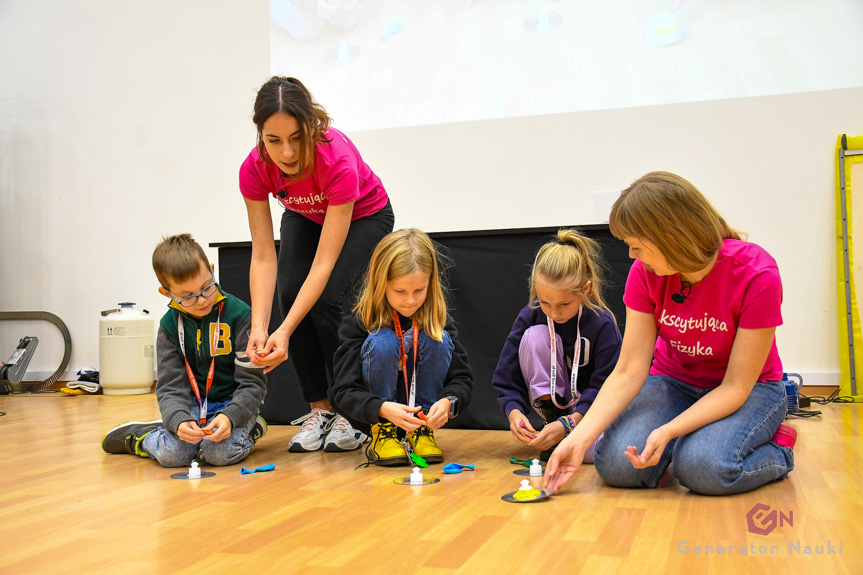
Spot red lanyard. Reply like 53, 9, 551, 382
391, 309, 419, 407
178, 303, 223, 425
546, 304, 582, 410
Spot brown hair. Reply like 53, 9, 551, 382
354, 229, 448, 341
252, 76, 332, 180
529, 228, 611, 315
609, 171, 742, 273
152, 233, 210, 289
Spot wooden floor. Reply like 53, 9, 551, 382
1, 393, 861, 575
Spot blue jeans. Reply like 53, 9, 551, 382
594, 374, 794, 495
361, 327, 453, 410
142, 400, 258, 468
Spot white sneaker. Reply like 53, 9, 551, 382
288, 408, 333, 452
324, 414, 368, 452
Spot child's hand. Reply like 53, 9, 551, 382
203, 413, 232, 442
424, 398, 451, 429
528, 419, 566, 451
177, 420, 206, 444
379, 401, 422, 432
507, 410, 536, 444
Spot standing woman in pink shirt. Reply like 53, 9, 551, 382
544, 171, 796, 495
240, 77, 394, 454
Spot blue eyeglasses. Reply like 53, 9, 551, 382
168, 275, 218, 308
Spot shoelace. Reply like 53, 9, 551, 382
323, 414, 349, 434
378, 423, 399, 441
410, 426, 433, 442
357, 423, 400, 469
290, 409, 330, 432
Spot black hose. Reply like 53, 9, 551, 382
0, 311, 72, 391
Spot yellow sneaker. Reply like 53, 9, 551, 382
408, 426, 443, 464
369, 422, 409, 466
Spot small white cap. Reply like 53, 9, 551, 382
519, 479, 532, 490
409, 467, 424, 484
529, 459, 543, 476
188, 461, 201, 479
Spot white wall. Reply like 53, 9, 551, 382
351, 88, 863, 385
0, 0, 270, 381
1, 0, 859, 386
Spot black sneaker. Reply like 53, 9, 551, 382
101, 420, 161, 456
251, 415, 267, 444
533, 398, 568, 424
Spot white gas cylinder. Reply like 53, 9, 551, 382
99, 302, 155, 395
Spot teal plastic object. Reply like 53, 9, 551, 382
442, 462, 475, 474
240, 463, 275, 474
509, 457, 533, 467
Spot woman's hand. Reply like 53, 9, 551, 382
248, 328, 290, 374
247, 326, 270, 363
542, 434, 587, 494
624, 426, 670, 469
379, 402, 422, 432
424, 398, 451, 429
507, 409, 537, 444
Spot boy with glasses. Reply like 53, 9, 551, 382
101, 234, 267, 467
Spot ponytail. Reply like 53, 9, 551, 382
529, 229, 611, 316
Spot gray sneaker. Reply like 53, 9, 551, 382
324, 414, 367, 452
101, 420, 161, 456
251, 415, 267, 444
288, 408, 333, 452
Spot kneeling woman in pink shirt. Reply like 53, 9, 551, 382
545, 171, 796, 496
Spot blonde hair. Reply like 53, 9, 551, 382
354, 229, 448, 341
529, 229, 611, 315
152, 234, 210, 289
609, 171, 742, 273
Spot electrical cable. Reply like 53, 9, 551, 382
800, 390, 858, 405
786, 408, 822, 418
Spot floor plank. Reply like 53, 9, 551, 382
0, 393, 860, 574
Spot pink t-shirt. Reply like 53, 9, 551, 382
239, 128, 388, 225
624, 239, 783, 389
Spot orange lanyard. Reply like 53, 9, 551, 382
546, 304, 582, 410
391, 309, 419, 407
178, 303, 223, 425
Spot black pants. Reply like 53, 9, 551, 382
277, 200, 395, 403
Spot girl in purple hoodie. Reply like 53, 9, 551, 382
492, 228, 622, 461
